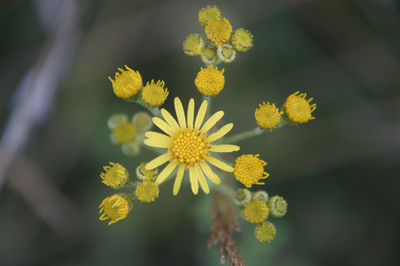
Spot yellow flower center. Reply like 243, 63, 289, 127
114, 122, 136, 144
108, 66, 142, 99
255, 221, 276, 243
136, 181, 159, 203
183, 33, 204, 56
243, 199, 269, 224
99, 194, 131, 225
194, 65, 225, 96
284, 91, 316, 123
198, 5, 221, 26
231, 28, 253, 52
141, 80, 169, 107
169, 128, 210, 167
254, 102, 282, 129
100, 162, 129, 189
205, 18, 232, 46
234, 154, 269, 188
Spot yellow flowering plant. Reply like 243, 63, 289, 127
97, 5, 317, 265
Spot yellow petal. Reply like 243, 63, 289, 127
174, 97, 186, 128
187, 98, 195, 128
195, 165, 210, 194
199, 162, 221, 184
206, 156, 234, 172
173, 165, 185, 196
189, 167, 199, 195
161, 108, 180, 130
194, 100, 208, 129
201, 111, 224, 133
209, 144, 240, 153
144, 131, 171, 148
152, 117, 174, 136
145, 131, 170, 142
207, 123, 233, 142
156, 162, 177, 184
144, 138, 170, 148
145, 153, 171, 170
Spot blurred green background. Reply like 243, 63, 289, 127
1, 0, 399, 265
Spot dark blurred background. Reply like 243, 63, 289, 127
1, 0, 399, 265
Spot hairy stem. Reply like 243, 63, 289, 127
207, 189, 246, 266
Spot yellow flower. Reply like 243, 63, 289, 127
200, 45, 218, 65
113, 122, 136, 144
109, 113, 147, 156
205, 18, 232, 46
142, 80, 169, 107
100, 162, 129, 189
99, 194, 132, 225
194, 65, 225, 96
144, 97, 240, 195
255, 221, 276, 243
217, 44, 236, 63
268, 195, 288, 218
108, 65, 142, 99
243, 199, 269, 224
234, 154, 269, 188
183, 33, 204, 56
284, 91, 316, 123
198, 5, 221, 27
136, 181, 159, 203
136, 162, 158, 181
231, 28, 253, 52
254, 102, 283, 130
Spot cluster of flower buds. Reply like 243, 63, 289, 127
98, 162, 160, 225
107, 112, 153, 156
183, 6, 253, 65
108, 65, 169, 110
233, 188, 287, 243
254, 91, 317, 131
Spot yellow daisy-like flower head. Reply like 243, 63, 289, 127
183, 33, 205, 56
255, 221, 276, 243
113, 122, 137, 144
198, 5, 221, 27
108, 65, 142, 99
200, 45, 218, 65
136, 181, 159, 203
255, 102, 283, 130
243, 199, 269, 224
231, 28, 253, 52
284, 91, 316, 123
100, 162, 129, 189
268, 195, 288, 218
195, 65, 225, 96
142, 80, 169, 107
99, 194, 132, 225
217, 44, 236, 63
234, 154, 269, 188
144, 97, 240, 196
205, 18, 232, 46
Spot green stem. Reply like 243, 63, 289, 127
204, 95, 212, 119
222, 127, 264, 144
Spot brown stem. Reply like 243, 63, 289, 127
207, 190, 246, 266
